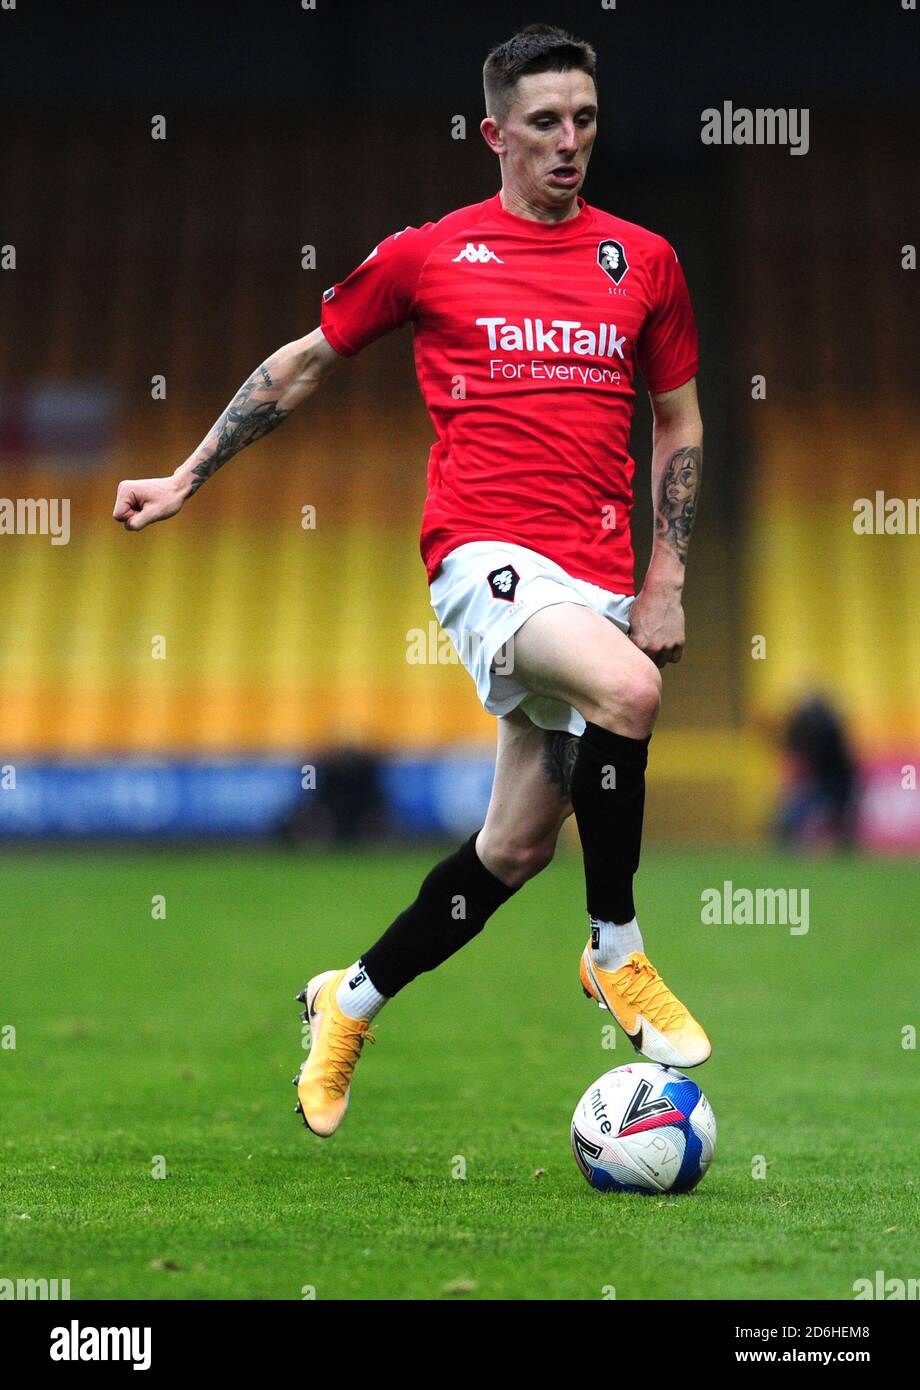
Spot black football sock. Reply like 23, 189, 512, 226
360, 833, 518, 997
570, 721, 651, 925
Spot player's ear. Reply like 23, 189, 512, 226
480, 117, 504, 155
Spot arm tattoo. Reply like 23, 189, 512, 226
542, 731, 580, 800
654, 445, 702, 565
187, 362, 292, 496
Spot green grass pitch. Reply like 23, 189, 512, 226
1, 845, 917, 1301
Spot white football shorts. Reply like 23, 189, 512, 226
429, 540, 635, 736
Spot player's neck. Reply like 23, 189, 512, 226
498, 185, 582, 225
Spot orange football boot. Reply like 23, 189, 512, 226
580, 947, 711, 1068
293, 969, 376, 1136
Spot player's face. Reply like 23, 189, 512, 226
498, 69, 597, 210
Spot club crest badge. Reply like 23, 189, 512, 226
487, 565, 520, 602
597, 238, 629, 285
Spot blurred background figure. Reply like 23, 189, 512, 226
277, 749, 388, 847
774, 696, 858, 852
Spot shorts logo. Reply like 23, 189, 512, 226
488, 565, 520, 602
597, 239, 629, 285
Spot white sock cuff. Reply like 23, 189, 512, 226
336, 960, 387, 1021
589, 915, 644, 970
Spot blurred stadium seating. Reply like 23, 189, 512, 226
1, 115, 917, 845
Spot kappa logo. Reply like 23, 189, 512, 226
453, 242, 504, 265
597, 238, 629, 285
487, 565, 520, 602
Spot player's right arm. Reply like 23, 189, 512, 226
114, 219, 429, 532
112, 327, 342, 531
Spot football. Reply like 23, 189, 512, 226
571, 1063, 716, 1194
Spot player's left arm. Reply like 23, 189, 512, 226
628, 376, 703, 666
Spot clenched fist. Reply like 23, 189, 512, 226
112, 475, 187, 532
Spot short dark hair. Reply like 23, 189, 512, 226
483, 23, 597, 121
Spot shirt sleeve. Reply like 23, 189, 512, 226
320, 224, 431, 357
637, 237, 699, 394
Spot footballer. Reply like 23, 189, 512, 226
113, 23, 709, 1138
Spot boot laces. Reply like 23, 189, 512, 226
619, 954, 684, 1032
322, 1018, 376, 1097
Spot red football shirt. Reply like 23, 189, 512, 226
320, 192, 698, 595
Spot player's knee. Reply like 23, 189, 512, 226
628, 664, 662, 726
480, 829, 557, 889
587, 660, 661, 734
509, 836, 557, 887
